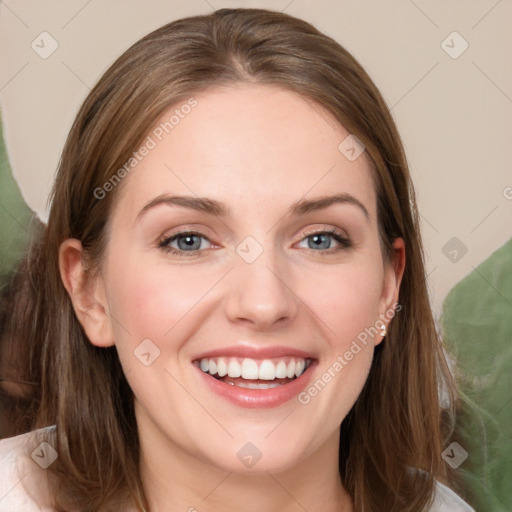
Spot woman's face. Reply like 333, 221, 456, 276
79, 84, 404, 474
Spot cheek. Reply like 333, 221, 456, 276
106, 256, 212, 344
103, 251, 230, 394
103, 256, 218, 406
296, 267, 381, 423
305, 260, 383, 350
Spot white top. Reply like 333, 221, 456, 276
0, 426, 476, 511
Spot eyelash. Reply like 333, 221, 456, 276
158, 228, 352, 257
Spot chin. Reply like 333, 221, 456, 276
193, 430, 317, 475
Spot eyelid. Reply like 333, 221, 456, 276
158, 225, 351, 257
158, 229, 216, 252
158, 224, 215, 243
294, 227, 352, 252
298, 225, 349, 241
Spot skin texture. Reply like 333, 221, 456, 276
59, 83, 405, 512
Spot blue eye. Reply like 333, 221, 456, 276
159, 228, 351, 257
159, 231, 212, 256
298, 229, 352, 253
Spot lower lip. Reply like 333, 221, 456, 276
194, 362, 317, 409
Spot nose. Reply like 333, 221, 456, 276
224, 247, 299, 331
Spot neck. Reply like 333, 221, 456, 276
136, 412, 353, 512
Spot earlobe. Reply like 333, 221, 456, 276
59, 238, 114, 347
376, 237, 406, 344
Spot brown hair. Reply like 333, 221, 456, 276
0, 217, 44, 438
1, 8, 458, 511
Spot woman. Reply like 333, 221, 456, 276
0, 8, 475, 512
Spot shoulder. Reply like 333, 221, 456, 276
0, 425, 57, 512
428, 479, 476, 512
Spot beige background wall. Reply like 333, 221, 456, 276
0, 0, 511, 317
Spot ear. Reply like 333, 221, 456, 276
375, 237, 406, 345
58, 238, 114, 347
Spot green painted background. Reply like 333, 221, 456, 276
442, 237, 512, 511
0, 109, 34, 287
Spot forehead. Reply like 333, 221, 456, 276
111, 83, 376, 224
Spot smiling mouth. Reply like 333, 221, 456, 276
193, 356, 314, 389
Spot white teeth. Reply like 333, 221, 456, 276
197, 356, 311, 381
286, 360, 296, 379
241, 358, 259, 379
226, 381, 281, 389
258, 359, 276, 380
227, 359, 241, 378
275, 361, 288, 379
217, 357, 228, 377
295, 359, 305, 378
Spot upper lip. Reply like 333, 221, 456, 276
192, 344, 317, 362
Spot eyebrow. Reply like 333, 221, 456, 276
136, 192, 370, 222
